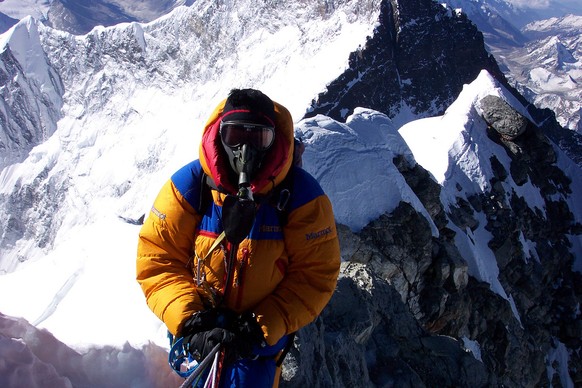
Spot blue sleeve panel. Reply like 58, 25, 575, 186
171, 160, 223, 235
288, 166, 325, 211
171, 159, 204, 212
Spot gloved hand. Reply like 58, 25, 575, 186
185, 327, 236, 361
233, 312, 266, 359
181, 309, 266, 363
181, 308, 237, 334
181, 308, 237, 361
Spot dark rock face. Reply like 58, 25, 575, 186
282, 3, 581, 380
304, 0, 504, 125
528, 105, 582, 168
282, 262, 495, 388
303, 0, 582, 170
283, 126, 581, 387
480, 95, 529, 140
455, 114, 581, 386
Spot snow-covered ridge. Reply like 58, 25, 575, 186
401, 69, 582, 297
297, 108, 438, 235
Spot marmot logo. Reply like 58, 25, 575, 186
305, 227, 332, 241
260, 225, 282, 233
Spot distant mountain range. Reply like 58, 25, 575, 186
0, 0, 194, 34
444, 1, 581, 133
2, 0, 579, 133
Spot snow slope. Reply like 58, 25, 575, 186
0, 3, 381, 271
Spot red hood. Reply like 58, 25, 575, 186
199, 98, 295, 195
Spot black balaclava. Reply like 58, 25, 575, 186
220, 89, 276, 189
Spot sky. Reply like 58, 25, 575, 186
0, 2, 580, 387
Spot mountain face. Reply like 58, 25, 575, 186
305, 0, 505, 127
292, 58, 582, 385
0, 0, 581, 387
304, 0, 582, 164
0, 17, 63, 168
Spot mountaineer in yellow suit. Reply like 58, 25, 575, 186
136, 89, 341, 387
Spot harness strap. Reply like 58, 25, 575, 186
195, 231, 225, 286
203, 231, 226, 261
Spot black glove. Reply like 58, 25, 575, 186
181, 308, 237, 335
185, 327, 236, 361
181, 309, 266, 363
181, 308, 236, 360
232, 312, 266, 359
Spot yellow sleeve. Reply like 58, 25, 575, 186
136, 180, 204, 336
254, 194, 341, 345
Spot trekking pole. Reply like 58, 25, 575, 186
178, 343, 221, 388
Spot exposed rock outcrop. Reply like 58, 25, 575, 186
304, 0, 504, 126
282, 262, 494, 387
283, 93, 582, 387
480, 95, 529, 140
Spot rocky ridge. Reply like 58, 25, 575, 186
282, 87, 582, 387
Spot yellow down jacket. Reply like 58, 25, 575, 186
136, 98, 341, 346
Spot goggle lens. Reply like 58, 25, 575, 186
220, 122, 275, 150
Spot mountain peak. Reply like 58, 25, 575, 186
0, 16, 63, 168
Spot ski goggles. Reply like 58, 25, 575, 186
219, 121, 275, 151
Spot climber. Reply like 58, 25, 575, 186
136, 88, 341, 387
